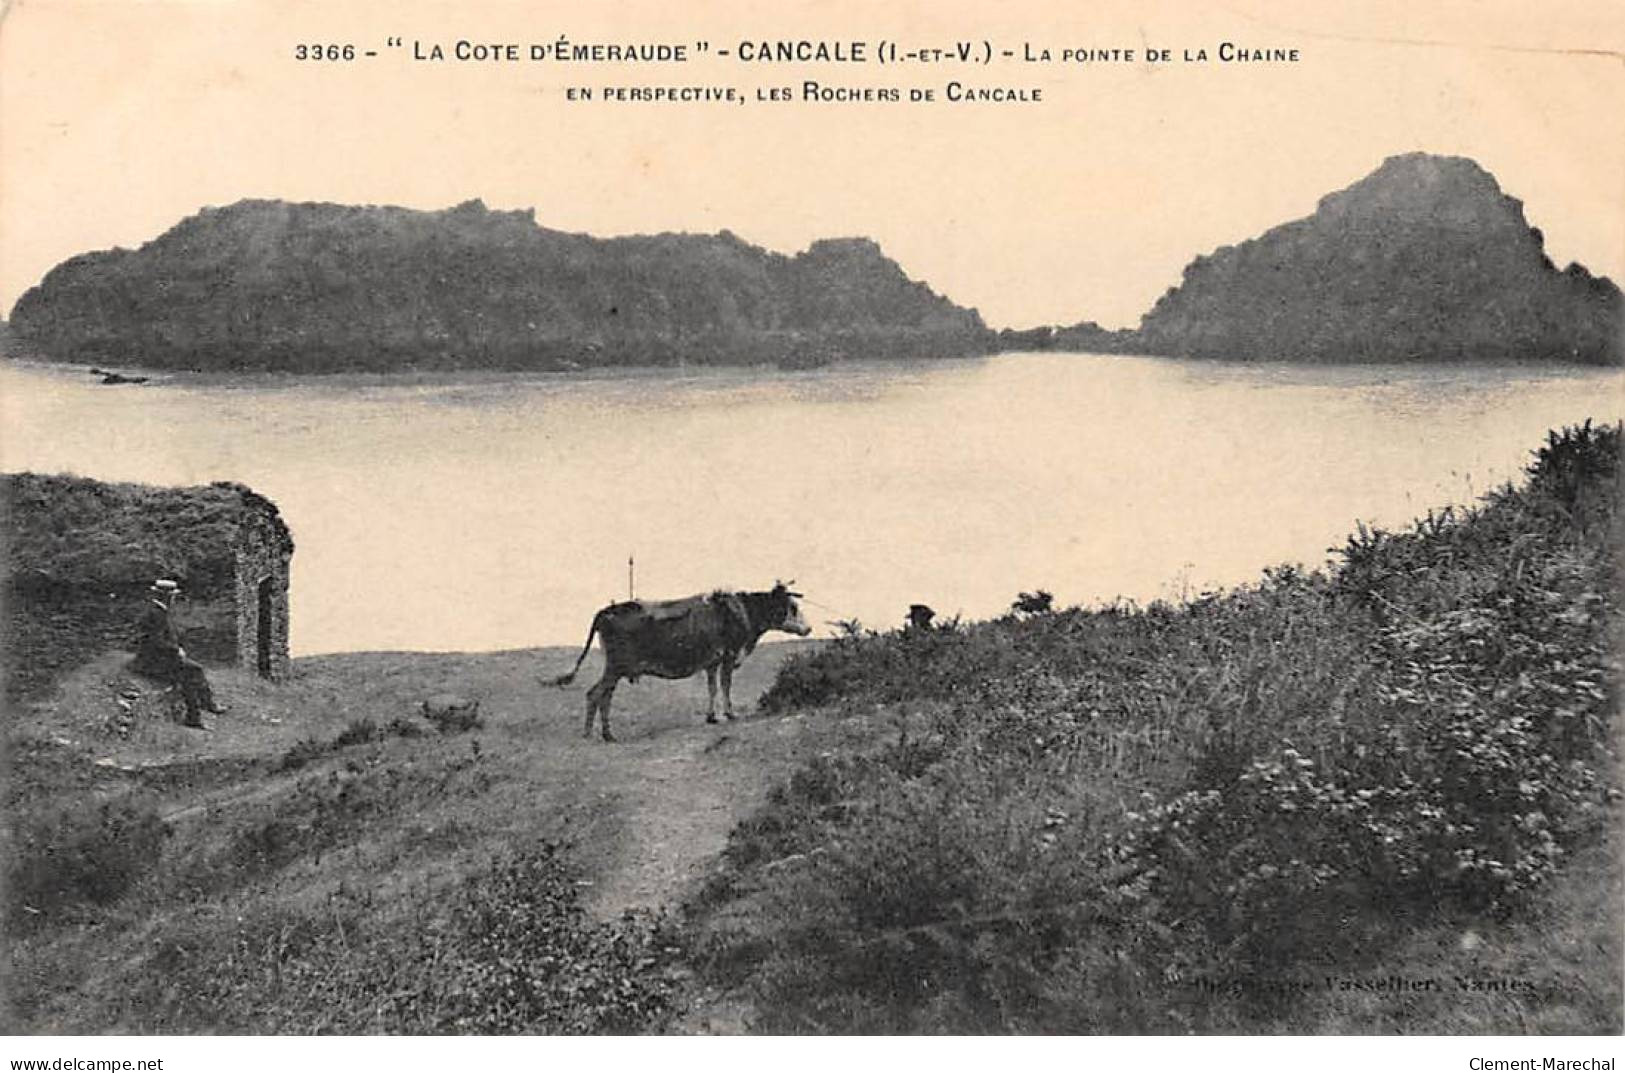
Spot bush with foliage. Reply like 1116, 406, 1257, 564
1118, 421, 1618, 980
125, 844, 679, 1034
8, 797, 168, 932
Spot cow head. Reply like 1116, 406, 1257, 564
771, 581, 812, 636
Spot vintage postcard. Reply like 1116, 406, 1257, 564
1, 0, 1621, 1060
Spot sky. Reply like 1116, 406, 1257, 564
2, 0, 1622, 330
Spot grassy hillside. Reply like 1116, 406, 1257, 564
2, 645, 832, 1034
685, 421, 1622, 1032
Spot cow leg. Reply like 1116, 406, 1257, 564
705, 665, 719, 724
597, 679, 618, 742
720, 659, 736, 720
586, 674, 618, 742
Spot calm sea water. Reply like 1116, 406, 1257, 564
3, 354, 1621, 655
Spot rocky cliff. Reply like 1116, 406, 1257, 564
1134, 154, 1622, 364
7, 200, 992, 372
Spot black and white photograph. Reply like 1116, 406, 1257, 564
1, 0, 1621, 1059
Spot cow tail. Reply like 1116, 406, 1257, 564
552, 612, 601, 687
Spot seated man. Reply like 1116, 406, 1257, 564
131, 578, 226, 728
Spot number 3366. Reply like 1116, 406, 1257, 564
295, 44, 356, 60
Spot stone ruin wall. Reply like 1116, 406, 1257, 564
232, 504, 292, 680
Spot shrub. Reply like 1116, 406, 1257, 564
275, 715, 419, 773
1011, 590, 1054, 616
275, 737, 328, 773
122, 844, 680, 1033
333, 717, 381, 748
404, 846, 679, 1034
8, 797, 167, 930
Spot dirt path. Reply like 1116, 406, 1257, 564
571, 713, 818, 917
286, 642, 837, 922
552, 712, 830, 1034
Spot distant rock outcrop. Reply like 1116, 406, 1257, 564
1050, 320, 1140, 355
1133, 154, 1622, 364
7, 200, 992, 372
997, 322, 1140, 356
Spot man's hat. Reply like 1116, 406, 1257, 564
151, 578, 180, 593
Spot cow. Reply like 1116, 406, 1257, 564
552, 582, 811, 741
